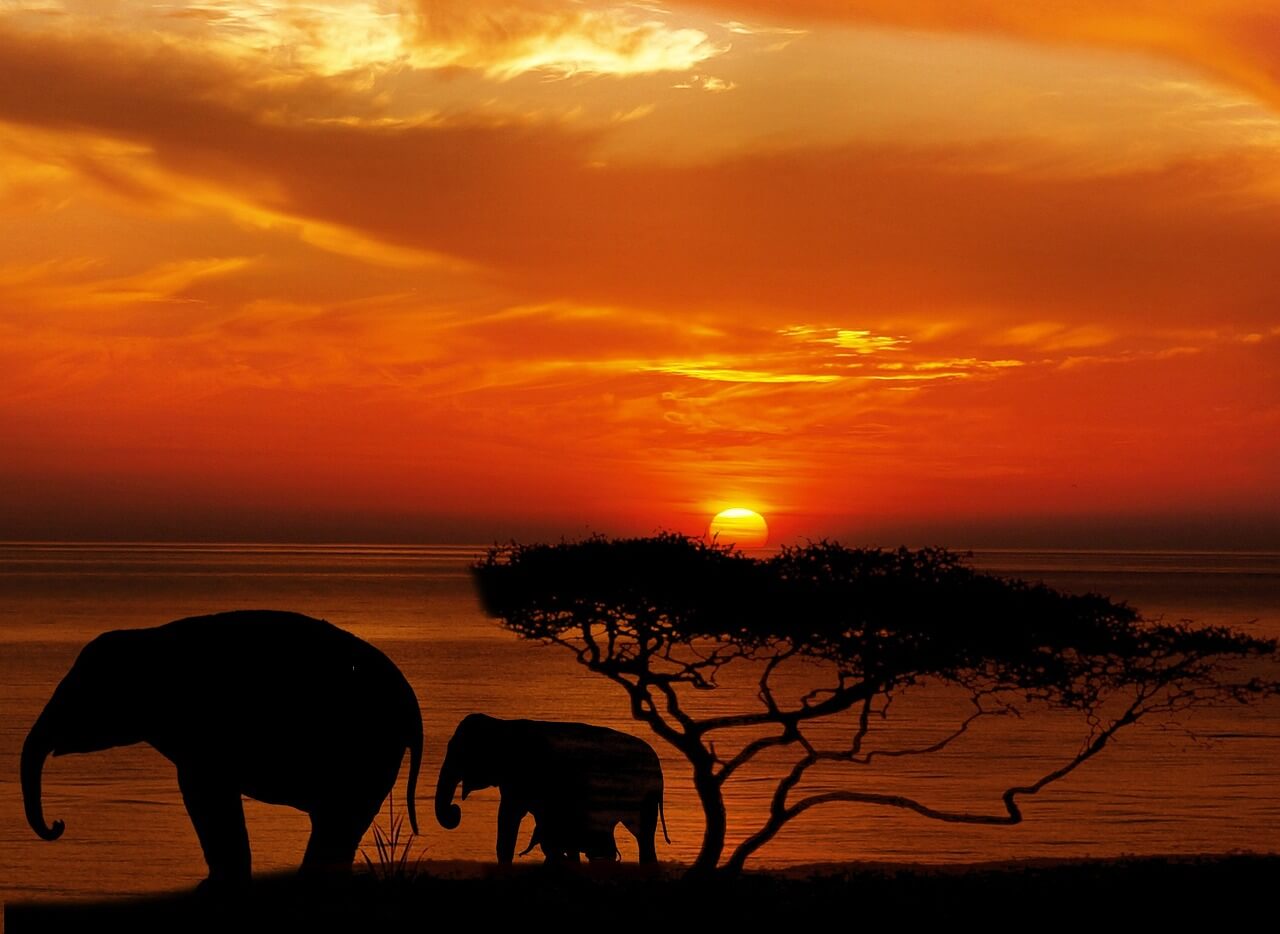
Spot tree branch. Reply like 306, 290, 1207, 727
722, 692, 1146, 872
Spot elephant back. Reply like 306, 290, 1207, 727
144, 611, 421, 787
531, 722, 662, 828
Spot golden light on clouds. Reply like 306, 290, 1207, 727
409, 1, 727, 79
0, 1, 1277, 543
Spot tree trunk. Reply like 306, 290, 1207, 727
722, 816, 780, 874
689, 767, 726, 874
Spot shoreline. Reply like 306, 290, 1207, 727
7, 853, 1277, 931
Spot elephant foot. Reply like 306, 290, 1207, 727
299, 858, 356, 877
484, 861, 519, 881
297, 864, 357, 901
195, 872, 251, 900
299, 862, 357, 892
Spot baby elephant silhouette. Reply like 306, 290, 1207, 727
22, 610, 423, 888
519, 816, 620, 863
436, 713, 669, 863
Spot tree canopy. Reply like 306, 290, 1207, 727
474, 534, 1278, 873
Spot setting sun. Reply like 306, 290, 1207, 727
708, 508, 769, 549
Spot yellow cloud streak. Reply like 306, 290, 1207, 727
644, 363, 841, 383
407, 1, 727, 79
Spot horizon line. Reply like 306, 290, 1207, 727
3, 540, 1279, 557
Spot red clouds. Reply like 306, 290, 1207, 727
1, 8, 1278, 543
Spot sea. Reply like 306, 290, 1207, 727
1, 542, 1277, 906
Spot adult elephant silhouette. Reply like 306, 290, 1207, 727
22, 610, 423, 888
435, 713, 668, 864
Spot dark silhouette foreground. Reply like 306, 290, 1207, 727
474, 535, 1280, 873
22, 610, 423, 887
6, 855, 1274, 932
435, 713, 669, 863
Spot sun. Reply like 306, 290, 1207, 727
708, 508, 769, 549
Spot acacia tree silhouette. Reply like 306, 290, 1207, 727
473, 534, 1279, 874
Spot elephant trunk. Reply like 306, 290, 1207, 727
434, 748, 462, 830
22, 717, 64, 841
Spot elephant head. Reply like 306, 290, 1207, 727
435, 713, 509, 829
23, 631, 150, 842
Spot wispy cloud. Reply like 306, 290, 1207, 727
673, 73, 736, 92
0, 256, 251, 311
407, 1, 726, 79
993, 322, 1117, 350
782, 326, 908, 354
644, 363, 838, 383
690, 0, 1280, 111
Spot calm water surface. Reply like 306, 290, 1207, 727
1, 543, 1277, 905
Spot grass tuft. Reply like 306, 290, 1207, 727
360, 790, 423, 884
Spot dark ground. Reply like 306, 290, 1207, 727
6, 854, 1276, 932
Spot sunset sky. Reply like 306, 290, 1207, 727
2, 1, 1278, 546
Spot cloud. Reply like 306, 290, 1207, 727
406, 1, 726, 78
644, 364, 839, 383
0, 256, 251, 312
672, 73, 736, 92
718, 20, 806, 38
689, 1, 1280, 111
782, 327, 908, 354
4, 19, 1280, 334
991, 322, 1118, 351
160, 0, 412, 76
2, 12, 1279, 535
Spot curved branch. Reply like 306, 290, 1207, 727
695, 680, 878, 735
722, 695, 1144, 873
653, 677, 699, 734
716, 727, 796, 783
597, 668, 693, 753
851, 701, 1002, 766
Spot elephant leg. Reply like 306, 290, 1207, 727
301, 810, 367, 877
303, 748, 401, 876
626, 801, 659, 864
585, 829, 618, 862
496, 797, 525, 865
178, 767, 251, 887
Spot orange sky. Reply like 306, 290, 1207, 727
1, 1, 1278, 546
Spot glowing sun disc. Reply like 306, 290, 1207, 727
708, 508, 769, 549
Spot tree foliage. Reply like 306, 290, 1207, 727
474, 534, 1278, 873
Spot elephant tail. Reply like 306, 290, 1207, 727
405, 704, 423, 836
659, 795, 671, 844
